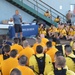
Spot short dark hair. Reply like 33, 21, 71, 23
18, 38, 21, 45
3, 45, 10, 53
10, 68, 21, 75
52, 38, 57, 42
10, 49, 18, 58
46, 41, 52, 48
18, 55, 27, 65
22, 37, 26, 41
65, 45, 70, 49
55, 51, 63, 57
14, 38, 19, 44
36, 45, 43, 53
55, 39, 60, 44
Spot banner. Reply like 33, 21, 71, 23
9, 24, 38, 38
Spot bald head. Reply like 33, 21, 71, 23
10, 68, 21, 75
23, 40, 29, 47
18, 55, 28, 65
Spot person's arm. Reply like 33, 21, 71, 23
20, 16, 22, 23
66, 13, 68, 20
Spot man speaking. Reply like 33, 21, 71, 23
13, 10, 22, 38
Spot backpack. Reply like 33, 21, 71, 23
67, 56, 75, 63
34, 54, 45, 75
54, 68, 66, 75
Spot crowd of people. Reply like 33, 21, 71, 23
0, 30, 75, 75
0, 9, 75, 75
38, 23, 75, 41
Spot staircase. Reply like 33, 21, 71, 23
6, 0, 66, 27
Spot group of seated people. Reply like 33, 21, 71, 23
38, 23, 75, 41
0, 31, 75, 75
44, 10, 60, 23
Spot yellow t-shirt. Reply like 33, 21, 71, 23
44, 12, 51, 17
0, 55, 3, 64
41, 38, 49, 45
19, 46, 35, 65
68, 31, 74, 36
65, 53, 75, 72
52, 42, 56, 46
1, 57, 19, 75
16, 65, 35, 75
46, 47, 58, 62
54, 18, 60, 22
41, 30, 46, 36
50, 27, 58, 33
60, 29, 66, 36
11, 44, 23, 53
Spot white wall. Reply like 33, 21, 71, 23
41, 0, 75, 15
0, 0, 35, 23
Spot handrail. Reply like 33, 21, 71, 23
32, 0, 66, 22
27, 0, 65, 19
32, 0, 59, 16
26, 0, 56, 19
20, 0, 66, 22
39, 0, 66, 17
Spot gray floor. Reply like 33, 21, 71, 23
0, 35, 70, 46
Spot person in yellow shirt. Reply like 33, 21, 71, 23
19, 40, 35, 65
1, 50, 19, 75
67, 28, 74, 40
11, 38, 23, 53
32, 37, 46, 53
38, 24, 46, 38
46, 41, 58, 63
48, 25, 58, 37
0, 49, 3, 67
65, 45, 75, 72
44, 10, 51, 18
40, 28, 46, 37
58, 26, 67, 39
41, 36, 49, 45
29, 45, 53, 75
54, 16, 60, 23
38, 24, 43, 34
10, 68, 22, 75
48, 56, 75, 75
70, 40, 74, 47
16, 55, 35, 75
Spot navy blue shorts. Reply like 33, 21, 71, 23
14, 24, 22, 33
